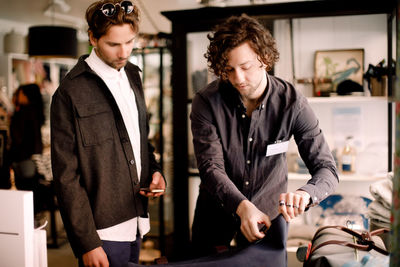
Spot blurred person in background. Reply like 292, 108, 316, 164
9, 83, 45, 211
10, 83, 44, 186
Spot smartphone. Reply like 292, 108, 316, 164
140, 188, 165, 193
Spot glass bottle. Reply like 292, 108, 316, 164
341, 136, 356, 174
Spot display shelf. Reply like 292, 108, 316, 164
307, 96, 387, 104
0, 53, 76, 98
0, 53, 29, 98
288, 172, 388, 199
288, 171, 387, 181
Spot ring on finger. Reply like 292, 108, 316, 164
279, 200, 286, 206
293, 205, 299, 208
286, 204, 293, 208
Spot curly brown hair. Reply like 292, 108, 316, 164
85, 0, 140, 40
205, 14, 279, 80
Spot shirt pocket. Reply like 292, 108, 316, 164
75, 103, 114, 146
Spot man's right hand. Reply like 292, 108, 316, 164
236, 200, 271, 242
82, 247, 109, 267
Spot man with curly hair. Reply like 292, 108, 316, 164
190, 14, 338, 256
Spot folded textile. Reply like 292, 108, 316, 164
369, 175, 393, 210
368, 201, 391, 224
31, 150, 52, 181
370, 218, 391, 229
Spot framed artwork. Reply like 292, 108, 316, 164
314, 49, 364, 96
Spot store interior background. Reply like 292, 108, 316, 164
0, 0, 398, 266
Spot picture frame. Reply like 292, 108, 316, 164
314, 49, 364, 96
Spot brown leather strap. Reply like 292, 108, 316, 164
308, 225, 389, 258
370, 227, 390, 236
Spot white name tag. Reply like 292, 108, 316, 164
266, 140, 289, 157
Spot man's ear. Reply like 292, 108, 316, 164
88, 31, 97, 47
257, 56, 267, 69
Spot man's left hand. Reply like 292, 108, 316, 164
278, 190, 310, 222
140, 171, 166, 197
236, 200, 271, 242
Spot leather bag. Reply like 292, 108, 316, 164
302, 225, 390, 267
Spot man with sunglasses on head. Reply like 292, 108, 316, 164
190, 14, 339, 258
51, 1, 165, 266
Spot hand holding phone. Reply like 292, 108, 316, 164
140, 188, 165, 193
140, 172, 166, 197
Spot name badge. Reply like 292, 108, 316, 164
266, 140, 289, 157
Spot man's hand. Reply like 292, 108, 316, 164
82, 247, 109, 267
140, 171, 166, 197
236, 200, 271, 242
278, 190, 310, 222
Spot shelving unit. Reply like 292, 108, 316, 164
288, 171, 387, 182
0, 52, 77, 248
288, 172, 388, 199
0, 53, 29, 99
0, 53, 76, 98
161, 0, 396, 258
307, 96, 387, 104
0, 53, 77, 169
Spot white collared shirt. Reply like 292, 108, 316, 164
85, 49, 149, 241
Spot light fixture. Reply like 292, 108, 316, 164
27, 0, 78, 58
28, 26, 77, 58
46, 0, 71, 13
3, 30, 25, 54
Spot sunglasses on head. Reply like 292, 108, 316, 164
100, 1, 134, 17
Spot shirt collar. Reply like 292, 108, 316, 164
85, 48, 125, 80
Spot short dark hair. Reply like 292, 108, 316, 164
85, 0, 140, 40
205, 14, 279, 80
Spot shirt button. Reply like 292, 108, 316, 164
249, 137, 253, 142
130, 160, 135, 165
241, 114, 246, 118
246, 160, 251, 164
245, 181, 249, 185
261, 104, 265, 109
314, 196, 318, 201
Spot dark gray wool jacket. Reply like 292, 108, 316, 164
50, 55, 161, 257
